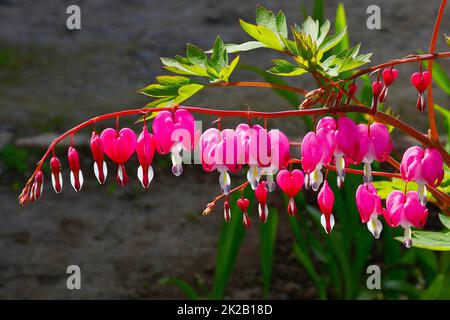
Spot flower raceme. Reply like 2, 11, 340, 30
19, 108, 445, 248
411, 71, 431, 111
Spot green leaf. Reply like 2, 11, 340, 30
219, 56, 240, 82
210, 36, 228, 72
206, 41, 266, 54
160, 57, 198, 75
155, 75, 192, 87
395, 230, 450, 251
260, 209, 278, 299
317, 20, 331, 46
173, 84, 204, 105
312, 0, 325, 24
319, 26, 347, 53
439, 214, 450, 230
445, 33, 450, 47
239, 19, 284, 51
434, 104, 450, 153
425, 60, 450, 95
211, 191, 248, 299
334, 3, 350, 53
268, 59, 307, 76
159, 278, 199, 299
139, 84, 178, 97
372, 178, 404, 199
186, 44, 207, 66
256, 5, 277, 31
276, 11, 288, 38
422, 274, 448, 299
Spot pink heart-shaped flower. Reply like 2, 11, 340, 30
237, 198, 250, 212
382, 68, 398, 86
100, 128, 137, 164
276, 169, 304, 198
411, 71, 431, 93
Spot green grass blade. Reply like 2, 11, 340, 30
334, 3, 349, 54
259, 208, 279, 298
159, 278, 199, 299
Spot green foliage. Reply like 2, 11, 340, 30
0, 144, 28, 174
259, 208, 278, 298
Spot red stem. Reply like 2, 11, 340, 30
427, 0, 447, 143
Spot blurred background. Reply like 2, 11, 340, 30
0, 0, 449, 299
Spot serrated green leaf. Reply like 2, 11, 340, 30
139, 84, 178, 97
439, 214, 450, 230
317, 20, 330, 46
319, 26, 347, 53
395, 230, 450, 251
155, 75, 192, 87
334, 3, 350, 53
219, 56, 240, 82
239, 19, 284, 51
372, 179, 404, 199
186, 43, 207, 66
210, 36, 228, 73
173, 84, 204, 105
268, 59, 307, 76
160, 57, 198, 75
256, 5, 277, 31
276, 10, 288, 38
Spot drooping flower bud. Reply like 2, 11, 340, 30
90, 131, 107, 184
136, 125, 156, 188
237, 198, 251, 229
379, 68, 398, 103
410, 71, 431, 112
255, 181, 269, 223
371, 80, 383, 111
50, 156, 63, 194
32, 170, 44, 200
318, 181, 335, 234
68, 146, 83, 192
223, 199, 231, 223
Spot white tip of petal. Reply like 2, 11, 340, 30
367, 215, 383, 239
138, 165, 154, 188
219, 171, 231, 195
94, 161, 108, 184
247, 166, 261, 190
304, 173, 310, 190
266, 175, 276, 192
172, 164, 183, 177
403, 227, 412, 248
321, 214, 335, 234
311, 168, 323, 192
418, 184, 427, 205
51, 172, 63, 194
70, 170, 83, 192
336, 155, 346, 179
258, 204, 269, 223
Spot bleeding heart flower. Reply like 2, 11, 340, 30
400, 146, 444, 204
255, 181, 269, 223
276, 169, 304, 216
136, 125, 156, 188
379, 68, 399, 103
50, 156, 63, 194
31, 170, 44, 201
355, 183, 383, 238
371, 80, 383, 111
301, 126, 334, 191
152, 109, 196, 176
100, 127, 137, 186
237, 198, 251, 228
317, 181, 335, 234
355, 123, 393, 183
68, 146, 83, 192
411, 71, 431, 111
90, 131, 107, 184
223, 199, 231, 222
383, 190, 428, 248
